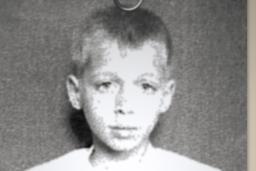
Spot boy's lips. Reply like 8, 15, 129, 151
109, 125, 138, 130
109, 125, 139, 139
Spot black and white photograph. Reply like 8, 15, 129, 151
0, 0, 246, 171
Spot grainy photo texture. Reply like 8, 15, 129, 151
0, 0, 246, 171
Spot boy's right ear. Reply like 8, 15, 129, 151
66, 75, 82, 110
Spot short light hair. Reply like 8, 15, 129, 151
71, 6, 172, 77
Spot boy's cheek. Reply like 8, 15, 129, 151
86, 93, 116, 111
137, 93, 163, 108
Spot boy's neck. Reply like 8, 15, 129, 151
89, 138, 151, 168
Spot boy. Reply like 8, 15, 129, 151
27, 6, 221, 171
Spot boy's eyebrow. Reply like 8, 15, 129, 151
136, 73, 160, 82
90, 72, 119, 80
137, 73, 158, 79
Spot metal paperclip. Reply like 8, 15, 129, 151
113, 0, 144, 11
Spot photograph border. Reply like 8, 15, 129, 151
248, 0, 255, 171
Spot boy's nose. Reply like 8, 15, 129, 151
114, 87, 133, 115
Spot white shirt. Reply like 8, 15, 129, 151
26, 145, 221, 171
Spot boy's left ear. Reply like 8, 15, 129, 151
159, 79, 176, 114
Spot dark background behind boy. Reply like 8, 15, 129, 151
0, 0, 246, 171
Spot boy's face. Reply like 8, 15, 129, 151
67, 39, 175, 152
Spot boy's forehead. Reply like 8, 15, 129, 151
81, 38, 170, 82
83, 34, 168, 68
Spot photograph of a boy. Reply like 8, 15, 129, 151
27, 6, 221, 171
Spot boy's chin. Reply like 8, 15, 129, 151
105, 138, 147, 153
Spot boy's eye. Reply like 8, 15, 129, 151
96, 82, 113, 92
99, 82, 111, 88
101, 82, 111, 88
141, 83, 157, 93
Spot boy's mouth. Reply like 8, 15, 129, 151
109, 125, 138, 130
109, 125, 138, 139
